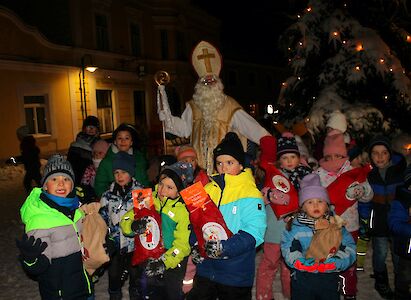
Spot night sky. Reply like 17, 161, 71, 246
191, 1, 301, 66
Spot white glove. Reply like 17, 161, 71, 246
158, 110, 167, 121
346, 183, 365, 200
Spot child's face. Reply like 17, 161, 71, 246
114, 169, 132, 187
371, 145, 390, 169
279, 153, 300, 170
114, 131, 133, 152
180, 156, 197, 169
45, 175, 73, 197
302, 198, 328, 219
216, 154, 242, 175
84, 125, 98, 136
157, 176, 179, 200
323, 153, 346, 162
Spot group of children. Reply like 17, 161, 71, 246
16, 117, 411, 300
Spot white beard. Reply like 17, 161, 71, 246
192, 77, 226, 131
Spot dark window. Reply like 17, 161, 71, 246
95, 14, 109, 50
175, 31, 186, 60
130, 23, 141, 57
228, 70, 237, 86
133, 91, 146, 126
96, 89, 113, 133
248, 72, 256, 87
160, 30, 169, 59
24, 95, 49, 134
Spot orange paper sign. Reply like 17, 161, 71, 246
180, 181, 208, 208
132, 188, 153, 210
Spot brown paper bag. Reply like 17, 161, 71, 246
80, 202, 110, 275
306, 215, 345, 263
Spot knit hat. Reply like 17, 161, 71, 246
160, 161, 194, 191
213, 132, 245, 166
82, 116, 100, 130
92, 139, 110, 154
323, 129, 347, 158
403, 164, 411, 189
326, 110, 347, 133
299, 173, 330, 206
277, 132, 300, 159
42, 154, 75, 186
112, 151, 136, 177
368, 135, 392, 158
175, 145, 197, 161
16, 125, 30, 141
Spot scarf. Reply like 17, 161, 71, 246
281, 165, 312, 190
319, 157, 349, 175
43, 191, 79, 210
297, 211, 330, 230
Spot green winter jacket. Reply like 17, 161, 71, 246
94, 145, 149, 197
121, 187, 191, 270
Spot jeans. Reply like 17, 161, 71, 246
372, 236, 399, 274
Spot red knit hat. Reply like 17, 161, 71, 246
323, 129, 347, 158
175, 145, 197, 161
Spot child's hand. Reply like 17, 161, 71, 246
145, 258, 166, 277
131, 216, 149, 235
204, 239, 226, 259
269, 189, 290, 205
191, 243, 204, 265
16, 234, 48, 263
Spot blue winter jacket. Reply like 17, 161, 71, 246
281, 219, 356, 272
195, 168, 266, 287
389, 186, 411, 259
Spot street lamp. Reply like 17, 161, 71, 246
79, 54, 98, 119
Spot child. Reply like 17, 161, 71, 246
95, 123, 149, 197
175, 144, 209, 186
81, 139, 110, 188
316, 129, 373, 299
388, 164, 411, 300
281, 173, 356, 300
187, 132, 267, 300
17, 154, 91, 299
99, 151, 144, 300
121, 161, 193, 300
256, 133, 311, 300
367, 135, 407, 299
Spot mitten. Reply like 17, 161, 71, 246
145, 258, 166, 277
191, 243, 204, 265
294, 257, 318, 273
268, 189, 290, 205
317, 257, 337, 273
131, 216, 149, 235
104, 234, 117, 257
16, 234, 48, 263
205, 239, 225, 259
261, 187, 271, 205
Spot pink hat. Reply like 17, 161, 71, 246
175, 145, 197, 161
323, 129, 347, 158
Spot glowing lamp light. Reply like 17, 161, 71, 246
306, 7, 312, 12
342, 40, 347, 44
273, 121, 278, 125
407, 35, 411, 43
305, 117, 310, 122
282, 82, 287, 87
405, 144, 411, 153
384, 95, 388, 100
379, 58, 385, 64
356, 43, 363, 51
299, 41, 303, 46
355, 65, 361, 71
289, 103, 293, 107
332, 31, 339, 37
297, 14, 301, 19
389, 68, 393, 72
297, 76, 301, 80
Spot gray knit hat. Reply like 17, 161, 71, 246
42, 154, 75, 186
160, 162, 194, 192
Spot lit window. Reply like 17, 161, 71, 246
96, 90, 114, 134
24, 95, 50, 135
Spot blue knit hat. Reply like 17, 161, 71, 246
160, 162, 194, 191
112, 151, 135, 177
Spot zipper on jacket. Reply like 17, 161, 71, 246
369, 209, 374, 229
408, 238, 411, 254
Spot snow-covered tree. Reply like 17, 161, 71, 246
275, 0, 411, 143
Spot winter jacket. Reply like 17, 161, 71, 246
67, 132, 99, 186
281, 218, 356, 272
368, 153, 407, 237
388, 186, 411, 259
99, 178, 143, 253
195, 168, 266, 287
264, 205, 286, 244
94, 145, 149, 197
20, 188, 91, 299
